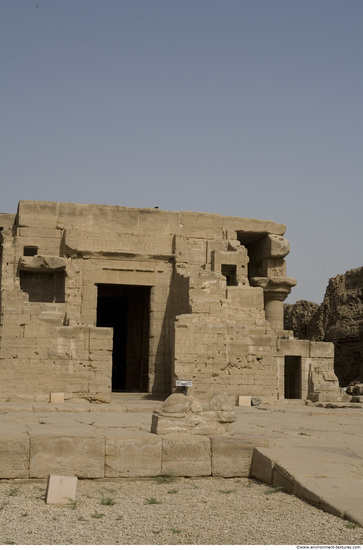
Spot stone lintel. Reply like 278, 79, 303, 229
19, 255, 67, 272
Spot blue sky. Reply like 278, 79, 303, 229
1, 0, 362, 304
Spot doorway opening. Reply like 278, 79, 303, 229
96, 284, 151, 392
284, 356, 301, 399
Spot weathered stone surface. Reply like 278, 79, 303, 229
250, 447, 280, 485
0, 436, 30, 478
151, 392, 236, 435
161, 435, 211, 476
19, 255, 67, 272
249, 234, 290, 264
30, 436, 105, 478
105, 435, 162, 477
211, 435, 268, 477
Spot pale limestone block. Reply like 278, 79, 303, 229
30, 436, 105, 478
238, 396, 251, 406
0, 436, 30, 478
89, 338, 113, 351
309, 341, 334, 358
45, 474, 78, 504
275, 338, 310, 357
139, 209, 180, 235
249, 234, 290, 264
180, 211, 223, 240
50, 392, 64, 403
161, 435, 211, 476
105, 435, 162, 477
222, 215, 286, 238
211, 435, 269, 477
89, 327, 113, 339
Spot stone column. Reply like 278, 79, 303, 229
250, 277, 297, 330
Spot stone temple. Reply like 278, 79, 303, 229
0, 201, 339, 403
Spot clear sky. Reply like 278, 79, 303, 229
1, 0, 362, 304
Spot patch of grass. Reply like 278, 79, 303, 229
67, 499, 77, 509
154, 471, 175, 484
77, 516, 88, 522
171, 528, 182, 534
188, 482, 199, 489
152, 530, 162, 534
345, 522, 359, 529
0, 502, 9, 511
52, 517, 58, 521
91, 510, 105, 519
21, 513, 28, 518
35, 486, 45, 492
8, 488, 19, 497
104, 487, 116, 494
3, 541, 15, 545
116, 515, 123, 521
168, 488, 178, 494
218, 489, 236, 494
264, 486, 285, 494
100, 497, 116, 506
145, 497, 162, 505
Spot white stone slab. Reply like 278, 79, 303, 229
50, 393, 64, 403
45, 474, 77, 505
238, 396, 251, 406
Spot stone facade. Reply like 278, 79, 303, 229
0, 200, 338, 402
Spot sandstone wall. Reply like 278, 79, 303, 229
0, 200, 339, 401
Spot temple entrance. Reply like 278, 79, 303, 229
96, 284, 150, 392
284, 356, 301, 399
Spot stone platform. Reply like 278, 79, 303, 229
0, 394, 362, 526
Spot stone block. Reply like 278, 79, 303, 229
0, 436, 30, 478
249, 234, 290, 264
45, 474, 78, 504
30, 436, 105, 478
276, 338, 310, 357
161, 435, 211, 476
250, 447, 277, 484
180, 211, 223, 240
19, 255, 66, 272
211, 435, 268, 477
50, 392, 64, 403
238, 396, 251, 406
222, 216, 286, 239
309, 341, 334, 358
293, 475, 321, 506
105, 435, 162, 477
272, 463, 294, 493
226, 287, 264, 310
139, 208, 180, 236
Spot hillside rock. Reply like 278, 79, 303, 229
284, 267, 363, 386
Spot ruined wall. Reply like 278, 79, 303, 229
0, 200, 340, 402
284, 267, 363, 386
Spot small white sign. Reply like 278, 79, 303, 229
175, 380, 193, 387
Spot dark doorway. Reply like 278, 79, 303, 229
284, 356, 301, 399
96, 284, 150, 392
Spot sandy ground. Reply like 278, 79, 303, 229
0, 477, 362, 546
